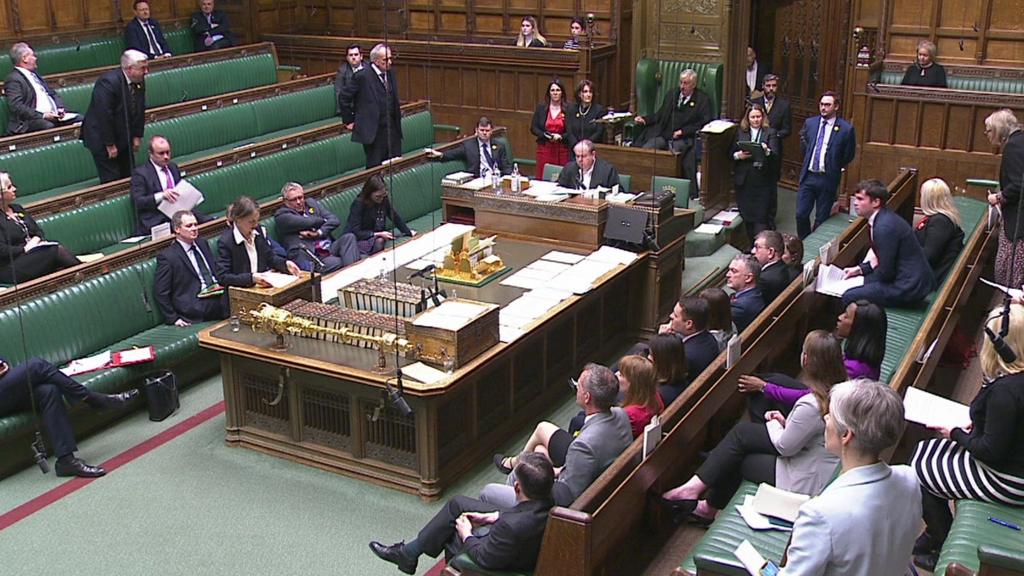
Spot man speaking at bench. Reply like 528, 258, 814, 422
339, 43, 402, 169
80, 50, 148, 183
557, 140, 622, 191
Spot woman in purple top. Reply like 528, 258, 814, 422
740, 299, 887, 418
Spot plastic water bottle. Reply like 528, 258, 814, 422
491, 164, 501, 192
511, 163, 521, 193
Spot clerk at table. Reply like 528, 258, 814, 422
556, 140, 621, 191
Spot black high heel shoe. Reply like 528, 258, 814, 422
492, 454, 514, 474
656, 495, 699, 525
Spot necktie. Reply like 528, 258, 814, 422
163, 167, 174, 190
143, 21, 160, 56
379, 72, 388, 90
730, 293, 737, 302
481, 141, 494, 168
765, 99, 773, 114
191, 245, 215, 287
29, 72, 58, 114
810, 119, 828, 172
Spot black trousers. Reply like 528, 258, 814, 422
0, 244, 80, 284
921, 487, 953, 547
363, 124, 402, 169
0, 357, 97, 457
91, 147, 134, 183
415, 495, 505, 560
696, 420, 778, 509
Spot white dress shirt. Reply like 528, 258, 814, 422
16, 66, 57, 115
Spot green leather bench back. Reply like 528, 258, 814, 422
935, 498, 1024, 575
635, 58, 724, 120
164, 28, 194, 56
1, 140, 99, 199
881, 70, 1024, 94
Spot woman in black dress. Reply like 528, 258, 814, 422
914, 178, 964, 280
565, 79, 608, 159
343, 174, 414, 257
731, 104, 780, 241
0, 171, 79, 284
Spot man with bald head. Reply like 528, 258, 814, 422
130, 135, 210, 236
556, 140, 621, 190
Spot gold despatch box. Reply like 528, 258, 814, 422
404, 299, 500, 369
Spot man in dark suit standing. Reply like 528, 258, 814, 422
80, 50, 148, 183
333, 44, 363, 114
190, 0, 234, 51
726, 254, 766, 333
154, 210, 228, 326
369, 452, 554, 574
633, 69, 713, 194
124, 1, 172, 59
796, 91, 856, 239
660, 296, 721, 380
131, 136, 211, 236
752, 230, 790, 302
4, 43, 78, 134
841, 179, 935, 307
429, 116, 511, 177
556, 140, 621, 190
339, 43, 402, 169
752, 74, 792, 229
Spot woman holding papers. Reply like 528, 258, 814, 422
780, 379, 920, 576
0, 172, 80, 284
915, 178, 964, 280
618, 355, 664, 438
910, 304, 1024, 571
216, 196, 300, 288
662, 331, 844, 525
731, 104, 780, 240
984, 109, 1024, 289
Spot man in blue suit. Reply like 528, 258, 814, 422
796, 91, 856, 239
154, 210, 228, 326
726, 254, 766, 333
841, 179, 934, 307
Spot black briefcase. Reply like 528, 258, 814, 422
144, 370, 180, 422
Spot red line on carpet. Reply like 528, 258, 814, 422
0, 401, 225, 532
425, 559, 447, 576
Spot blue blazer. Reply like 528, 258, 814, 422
731, 287, 766, 333
684, 330, 720, 381
853, 208, 935, 305
124, 18, 171, 58
799, 116, 856, 184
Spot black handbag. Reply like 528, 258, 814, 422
144, 370, 180, 422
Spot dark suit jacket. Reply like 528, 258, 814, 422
124, 17, 171, 58
273, 197, 341, 260
190, 10, 233, 51
999, 130, 1024, 242
154, 240, 226, 324
440, 137, 512, 176
463, 499, 552, 571
4, 69, 66, 134
683, 330, 720, 381
758, 259, 790, 302
215, 226, 289, 287
915, 213, 964, 280
565, 102, 608, 150
80, 68, 145, 157
751, 95, 792, 141
556, 157, 621, 190
339, 66, 402, 146
530, 103, 568, 144
732, 127, 781, 186
857, 208, 935, 302
130, 161, 180, 235
333, 63, 362, 113
0, 203, 45, 262
641, 88, 713, 142
731, 287, 765, 333
343, 197, 411, 240
798, 115, 856, 185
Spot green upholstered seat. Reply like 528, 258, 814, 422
542, 164, 562, 182
447, 553, 533, 576
881, 70, 1024, 94
800, 212, 855, 265
935, 499, 1024, 575
635, 59, 724, 121
164, 28, 194, 56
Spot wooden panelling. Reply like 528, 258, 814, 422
879, 0, 1024, 65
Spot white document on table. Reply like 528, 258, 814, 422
157, 180, 205, 218
541, 250, 586, 265
402, 362, 448, 385
61, 350, 112, 376
751, 484, 810, 523
500, 273, 548, 290
526, 260, 572, 274
257, 271, 299, 288
589, 245, 639, 265
904, 387, 972, 430
693, 223, 724, 235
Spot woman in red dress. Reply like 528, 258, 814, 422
531, 80, 570, 179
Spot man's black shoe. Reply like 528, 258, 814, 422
369, 541, 417, 575
55, 458, 106, 478
92, 389, 140, 409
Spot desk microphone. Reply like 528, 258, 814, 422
407, 264, 436, 281
388, 371, 413, 417
301, 247, 326, 271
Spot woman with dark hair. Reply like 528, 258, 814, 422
664, 331, 844, 524
0, 171, 80, 284
515, 16, 547, 48
342, 174, 415, 257
647, 333, 688, 406
531, 80, 570, 179
618, 355, 663, 438
781, 233, 804, 283
836, 299, 886, 380
565, 79, 607, 157
216, 196, 300, 288
700, 287, 735, 351
732, 104, 780, 240
563, 17, 585, 49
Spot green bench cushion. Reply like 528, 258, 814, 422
448, 552, 533, 576
935, 499, 1024, 575
881, 70, 1024, 94
635, 59, 724, 120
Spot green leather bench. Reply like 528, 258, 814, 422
881, 70, 1024, 94
1, 51, 278, 139
0, 257, 218, 478
935, 499, 1024, 575
635, 59, 723, 120
446, 554, 532, 576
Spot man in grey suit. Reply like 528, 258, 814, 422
481, 363, 633, 507
4, 43, 77, 134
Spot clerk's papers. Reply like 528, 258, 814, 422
412, 300, 492, 330
256, 271, 299, 288
590, 245, 640, 265
737, 495, 793, 532
499, 289, 573, 331
461, 177, 492, 191
540, 250, 586, 264
61, 351, 112, 376
157, 180, 205, 218
815, 263, 864, 297
904, 387, 972, 430
700, 119, 737, 134
751, 484, 809, 523
402, 362, 449, 385
694, 223, 724, 235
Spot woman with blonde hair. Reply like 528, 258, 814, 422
985, 108, 1024, 289
910, 303, 1024, 571
515, 16, 547, 47
0, 171, 80, 284
618, 355, 663, 438
915, 177, 964, 279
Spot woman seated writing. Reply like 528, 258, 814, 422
216, 196, 300, 288
779, 379, 921, 575
0, 171, 80, 284
738, 300, 886, 418
911, 303, 1024, 571
648, 333, 688, 407
342, 174, 414, 258
915, 178, 964, 281
662, 331, 846, 524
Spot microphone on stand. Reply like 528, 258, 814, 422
301, 247, 326, 271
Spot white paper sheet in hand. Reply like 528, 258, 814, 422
903, 387, 972, 430
157, 179, 205, 218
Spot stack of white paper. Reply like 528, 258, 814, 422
751, 484, 809, 523
540, 250, 586, 264
815, 263, 864, 297
904, 387, 972, 429
257, 271, 299, 288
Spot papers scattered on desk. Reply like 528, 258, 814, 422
606, 192, 639, 203
533, 193, 570, 203
441, 171, 475, 186
590, 245, 639, 265
693, 223, 724, 235
256, 271, 299, 288
814, 263, 864, 297
461, 177, 492, 191
700, 119, 737, 134
413, 300, 491, 330
499, 325, 525, 343
601, 111, 633, 121
904, 387, 972, 430
709, 209, 741, 226
737, 495, 793, 532
981, 277, 1024, 300
522, 180, 559, 195
541, 250, 586, 264
402, 361, 449, 385
751, 483, 809, 524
